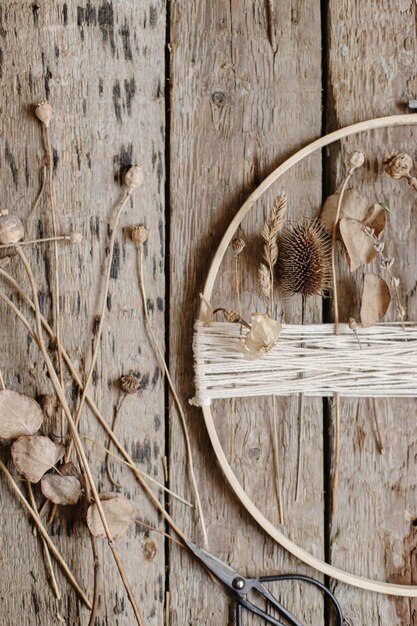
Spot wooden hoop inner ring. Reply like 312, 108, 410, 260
199, 115, 417, 596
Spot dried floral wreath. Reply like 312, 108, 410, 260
192, 115, 417, 596
0, 102, 206, 625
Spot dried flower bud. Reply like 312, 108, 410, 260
223, 309, 240, 323
232, 236, 246, 256
131, 223, 148, 245
380, 257, 394, 269
0, 213, 24, 245
348, 150, 365, 170
363, 225, 375, 237
120, 373, 140, 394
69, 232, 83, 244
391, 276, 400, 288
383, 152, 413, 180
125, 164, 144, 189
348, 317, 358, 331
34, 100, 54, 128
373, 241, 385, 254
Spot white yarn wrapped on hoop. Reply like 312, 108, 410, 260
191, 321, 417, 406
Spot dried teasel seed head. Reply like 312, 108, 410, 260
348, 150, 365, 170
277, 219, 332, 297
348, 317, 358, 331
232, 236, 246, 256
125, 164, 144, 189
69, 232, 83, 244
0, 213, 25, 245
383, 152, 413, 180
34, 100, 54, 127
120, 373, 140, 394
131, 223, 148, 245
223, 309, 240, 323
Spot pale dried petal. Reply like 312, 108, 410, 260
11, 435, 64, 483
86, 492, 135, 540
339, 218, 378, 271
41, 474, 82, 506
238, 314, 282, 360
320, 189, 369, 235
0, 390, 43, 440
360, 274, 391, 328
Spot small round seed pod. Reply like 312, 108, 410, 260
232, 236, 246, 256
131, 223, 148, 245
120, 373, 140, 394
34, 100, 54, 127
383, 152, 413, 180
0, 212, 25, 245
348, 317, 358, 331
125, 164, 144, 189
69, 232, 83, 244
348, 150, 365, 170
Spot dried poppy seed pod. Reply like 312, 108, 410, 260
131, 223, 148, 245
348, 317, 357, 331
348, 150, 365, 171
0, 212, 25, 245
120, 373, 140, 394
69, 232, 83, 244
125, 164, 144, 189
383, 152, 413, 180
232, 236, 246, 256
34, 100, 54, 128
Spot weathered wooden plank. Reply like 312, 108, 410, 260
326, 2, 417, 624
169, 2, 325, 624
0, 2, 166, 624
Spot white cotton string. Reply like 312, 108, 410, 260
191, 321, 417, 406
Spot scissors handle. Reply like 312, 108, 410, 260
234, 574, 343, 626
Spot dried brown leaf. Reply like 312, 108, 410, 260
360, 273, 391, 328
41, 473, 82, 506
86, 492, 135, 540
339, 218, 378, 271
320, 189, 369, 235
11, 435, 64, 483
0, 390, 43, 440
363, 202, 385, 237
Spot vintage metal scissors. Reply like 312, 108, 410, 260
186, 540, 344, 626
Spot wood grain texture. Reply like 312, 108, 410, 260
0, 2, 166, 625
169, 2, 325, 624
326, 1, 417, 624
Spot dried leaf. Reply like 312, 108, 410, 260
11, 435, 64, 483
363, 202, 385, 237
320, 189, 369, 235
339, 218, 378, 271
360, 273, 391, 328
0, 390, 44, 440
41, 473, 82, 505
86, 492, 135, 540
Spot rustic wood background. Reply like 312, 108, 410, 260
0, 1, 416, 625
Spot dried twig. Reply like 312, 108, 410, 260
134, 232, 208, 547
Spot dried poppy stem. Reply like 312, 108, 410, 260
105, 393, 127, 489
330, 150, 364, 515
16, 246, 144, 626
213, 307, 251, 329
27, 481, 61, 600
0, 275, 188, 543
136, 240, 208, 547
0, 234, 76, 249
82, 433, 193, 507
0, 459, 90, 608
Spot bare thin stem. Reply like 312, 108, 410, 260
271, 395, 284, 524
0, 235, 70, 249
16, 246, 143, 626
83, 434, 193, 507
87, 527, 101, 626
137, 244, 208, 547
0, 274, 188, 543
65, 189, 132, 462
31, 165, 46, 214
27, 481, 61, 600
134, 519, 184, 549
105, 393, 126, 489
331, 393, 341, 516
295, 295, 306, 503
43, 125, 66, 447
0, 459, 90, 608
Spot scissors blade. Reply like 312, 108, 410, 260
185, 540, 243, 590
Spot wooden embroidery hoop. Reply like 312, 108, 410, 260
198, 114, 417, 597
